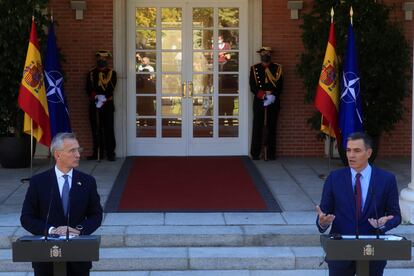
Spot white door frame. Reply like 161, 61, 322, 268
113, 0, 262, 157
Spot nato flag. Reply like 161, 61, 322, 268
45, 22, 71, 138
339, 24, 363, 148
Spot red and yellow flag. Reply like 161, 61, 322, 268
314, 20, 340, 141
18, 18, 51, 147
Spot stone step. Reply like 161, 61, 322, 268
1, 246, 413, 272
0, 269, 413, 276
2, 225, 413, 249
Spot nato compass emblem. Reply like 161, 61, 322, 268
45, 70, 66, 108
341, 71, 362, 122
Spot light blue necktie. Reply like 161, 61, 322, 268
62, 175, 70, 216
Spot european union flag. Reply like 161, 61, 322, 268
45, 21, 71, 138
339, 24, 363, 148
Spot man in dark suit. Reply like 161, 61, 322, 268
21, 132, 103, 276
316, 132, 401, 276
249, 46, 283, 160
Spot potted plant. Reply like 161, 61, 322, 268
0, 1, 49, 168
297, 0, 411, 164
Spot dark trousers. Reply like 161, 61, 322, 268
33, 261, 91, 276
328, 260, 386, 276
89, 101, 116, 158
250, 99, 279, 159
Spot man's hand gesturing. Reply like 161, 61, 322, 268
316, 205, 335, 228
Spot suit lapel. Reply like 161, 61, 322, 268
344, 169, 356, 216
362, 167, 375, 216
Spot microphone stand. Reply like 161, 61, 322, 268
354, 186, 359, 239
65, 194, 71, 241
43, 184, 55, 241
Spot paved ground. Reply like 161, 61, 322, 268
0, 157, 411, 215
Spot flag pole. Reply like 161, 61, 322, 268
21, 118, 34, 183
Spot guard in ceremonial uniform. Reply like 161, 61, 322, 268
250, 47, 283, 160
86, 50, 117, 161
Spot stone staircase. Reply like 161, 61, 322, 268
0, 222, 413, 275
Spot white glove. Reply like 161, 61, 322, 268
263, 94, 275, 107
95, 95, 107, 108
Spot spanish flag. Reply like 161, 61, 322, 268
314, 18, 340, 142
18, 18, 51, 147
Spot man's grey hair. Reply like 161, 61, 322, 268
50, 132, 77, 155
347, 132, 373, 149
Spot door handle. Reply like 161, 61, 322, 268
181, 82, 187, 98
188, 81, 193, 97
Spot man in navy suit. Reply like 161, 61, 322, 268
316, 132, 401, 276
21, 132, 103, 276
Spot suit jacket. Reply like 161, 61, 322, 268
317, 166, 401, 235
20, 168, 103, 273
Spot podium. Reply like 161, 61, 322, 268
321, 235, 411, 275
12, 235, 100, 276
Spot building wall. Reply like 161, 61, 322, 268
50, 0, 413, 157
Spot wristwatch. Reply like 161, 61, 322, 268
76, 225, 83, 234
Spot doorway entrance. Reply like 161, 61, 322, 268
127, 0, 248, 155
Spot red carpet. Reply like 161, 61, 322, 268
112, 157, 276, 212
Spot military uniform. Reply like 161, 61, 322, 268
249, 58, 283, 160
86, 51, 117, 161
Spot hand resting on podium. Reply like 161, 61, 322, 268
50, 226, 80, 236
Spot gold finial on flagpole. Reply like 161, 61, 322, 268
350, 6, 354, 26
331, 7, 334, 23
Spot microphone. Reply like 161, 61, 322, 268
370, 184, 381, 239
66, 193, 71, 241
354, 184, 359, 239
43, 184, 55, 241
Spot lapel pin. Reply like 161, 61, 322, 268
77, 181, 82, 186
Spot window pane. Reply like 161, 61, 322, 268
162, 96, 182, 117
161, 74, 181, 96
193, 30, 213, 50
219, 30, 239, 50
162, 118, 181, 137
136, 30, 156, 50
137, 96, 156, 116
193, 8, 213, 28
162, 52, 181, 72
193, 74, 213, 95
136, 8, 156, 28
193, 96, 213, 116
136, 52, 156, 72
219, 118, 238, 137
219, 74, 238, 94
161, 8, 182, 28
136, 74, 156, 94
136, 118, 156, 137
193, 118, 213, 138
219, 8, 239, 27
161, 30, 182, 50
219, 52, 238, 72
219, 96, 238, 116
193, 52, 213, 72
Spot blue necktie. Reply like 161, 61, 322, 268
62, 175, 70, 216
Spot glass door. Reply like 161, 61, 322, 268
127, 0, 248, 156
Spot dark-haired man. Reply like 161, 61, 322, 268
316, 132, 401, 276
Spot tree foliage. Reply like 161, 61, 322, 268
0, 0, 49, 136
297, 0, 410, 138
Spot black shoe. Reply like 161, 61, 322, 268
107, 156, 115, 161
251, 155, 260, 160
